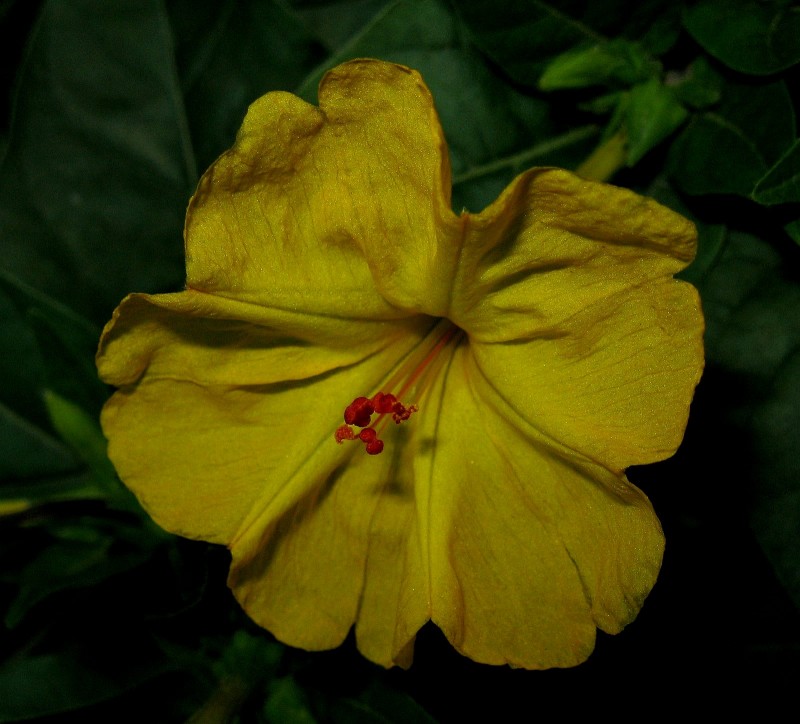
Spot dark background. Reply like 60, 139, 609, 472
1, 1, 799, 721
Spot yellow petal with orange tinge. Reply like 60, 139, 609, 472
228, 420, 430, 668
96, 58, 705, 671
100, 314, 434, 545
223, 321, 457, 668
97, 290, 422, 389
451, 168, 704, 472
185, 59, 459, 318
421, 342, 664, 668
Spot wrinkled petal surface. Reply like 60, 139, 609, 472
99, 293, 432, 544
449, 169, 704, 471
184, 59, 458, 317
97, 59, 704, 671
424, 342, 664, 667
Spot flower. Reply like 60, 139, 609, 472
96, 59, 704, 669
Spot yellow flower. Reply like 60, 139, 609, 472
96, 59, 704, 669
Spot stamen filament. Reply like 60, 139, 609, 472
334, 322, 461, 455
396, 325, 459, 400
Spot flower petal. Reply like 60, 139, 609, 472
226, 322, 460, 667
227, 429, 430, 667
450, 168, 704, 470
95, 59, 702, 673
99, 307, 432, 544
422, 343, 663, 668
185, 58, 458, 317
97, 290, 420, 388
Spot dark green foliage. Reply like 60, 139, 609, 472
1, 0, 798, 720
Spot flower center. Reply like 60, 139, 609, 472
334, 322, 460, 455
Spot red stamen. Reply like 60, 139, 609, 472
337, 392, 416, 455
335, 325, 460, 456
365, 439, 384, 455
371, 392, 418, 423
335, 425, 356, 444
336, 424, 386, 454
392, 403, 418, 424
372, 392, 397, 414
344, 396, 374, 427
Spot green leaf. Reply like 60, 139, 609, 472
40, 389, 145, 515
264, 677, 318, 724
450, 125, 599, 213
0, 269, 105, 415
669, 79, 796, 197
578, 91, 623, 115
0, 0, 194, 325
454, 0, 601, 86
42, 391, 118, 495
539, 38, 658, 90
750, 349, 800, 607
328, 679, 437, 724
669, 114, 767, 196
0, 401, 78, 481
287, 0, 395, 51
457, 0, 681, 86
0, 271, 116, 507
0, 283, 50, 431
215, 629, 283, 683
625, 77, 687, 165
635, 0, 683, 56
683, 0, 800, 75
671, 56, 722, 110
0, 276, 100, 487
680, 222, 728, 287
0, 635, 176, 722
752, 139, 800, 206
697, 229, 800, 608
784, 218, 800, 244
168, 0, 326, 173
5, 527, 148, 629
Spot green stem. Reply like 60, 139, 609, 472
574, 129, 627, 182
451, 125, 599, 186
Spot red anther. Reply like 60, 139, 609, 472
335, 425, 356, 444
392, 403, 418, 423
338, 391, 420, 455
336, 327, 459, 455
364, 438, 384, 455
344, 396, 374, 427
371, 392, 398, 414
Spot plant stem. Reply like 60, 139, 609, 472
575, 129, 627, 182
